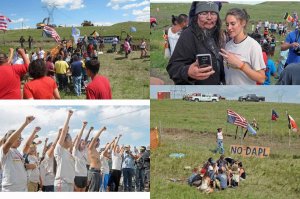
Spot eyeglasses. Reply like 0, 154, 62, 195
199, 12, 218, 17
18, 137, 24, 141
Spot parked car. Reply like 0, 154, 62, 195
191, 94, 219, 102
238, 94, 265, 102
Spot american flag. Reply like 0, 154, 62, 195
43, 25, 60, 43
227, 109, 248, 128
0, 15, 12, 31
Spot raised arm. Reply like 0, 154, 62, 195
89, 127, 106, 150
58, 110, 73, 146
113, 134, 122, 153
23, 126, 41, 154
18, 48, 30, 67
46, 129, 62, 158
3, 116, 35, 155
41, 137, 49, 157
84, 126, 94, 142
74, 121, 88, 150
7, 48, 14, 65
103, 138, 116, 158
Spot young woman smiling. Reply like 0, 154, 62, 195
219, 8, 266, 85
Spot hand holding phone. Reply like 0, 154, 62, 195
196, 54, 212, 68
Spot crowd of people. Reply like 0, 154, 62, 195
0, 31, 149, 99
162, 1, 300, 85
0, 110, 150, 192
187, 155, 246, 193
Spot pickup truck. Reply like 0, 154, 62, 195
191, 94, 219, 102
238, 94, 265, 102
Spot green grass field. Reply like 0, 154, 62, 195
150, 2, 300, 85
151, 99, 300, 199
0, 22, 150, 99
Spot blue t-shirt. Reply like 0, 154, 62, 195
71, 61, 83, 77
285, 30, 300, 64
264, 59, 276, 85
216, 173, 227, 189
122, 152, 135, 169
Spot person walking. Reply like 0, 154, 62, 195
215, 128, 224, 154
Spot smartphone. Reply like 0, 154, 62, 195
196, 54, 212, 68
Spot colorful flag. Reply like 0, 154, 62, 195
43, 25, 60, 43
288, 114, 298, 132
272, 109, 279, 121
227, 109, 248, 128
284, 12, 294, 23
72, 27, 80, 42
0, 15, 11, 31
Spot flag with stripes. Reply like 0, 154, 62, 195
43, 25, 60, 43
288, 114, 298, 132
227, 109, 248, 128
0, 15, 12, 31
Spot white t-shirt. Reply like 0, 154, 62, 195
224, 36, 266, 85
217, 131, 223, 140
111, 151, 122, 171
38, 50, 45, 59
100, 153, 109, 174
72, 148, 88, 177
54, 144, 75, 183
40, 154, 55, 186
26, 154, 40, 183
168, 27, 181, 56
0, 147, 27, 192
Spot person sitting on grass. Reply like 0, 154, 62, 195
0, 48, 30, 99
198, 172, 213, 193
216, 167, 227, 190
85, 59, 112, 99
231, 161, 240, 188
238, 162, 246, 180
23, 59, 60, 99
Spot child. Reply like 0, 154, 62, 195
140, 39, 147, 58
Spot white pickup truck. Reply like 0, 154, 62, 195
191, 94, 219, 102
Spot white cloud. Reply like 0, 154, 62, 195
41, 0, 85, 10
94, 22, 114, 26
121, 0, 149, 10
11, 18, 29, 24
13, 26, 31, 30
123, 13, 129, 17
106, 0, 138, 10
132, 6, 150, 21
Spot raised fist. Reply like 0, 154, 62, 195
83, 121, 88, 126
68, 110, 73, 116
25, 116, 35, 124
35, 126, 41, 132
90, 126, 94, 130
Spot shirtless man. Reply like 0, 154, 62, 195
87, 126, 106, 192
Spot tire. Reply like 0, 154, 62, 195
212, 99, 216, 102
195, 98, 199, 102
242, 99, 246, 102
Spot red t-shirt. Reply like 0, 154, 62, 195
86, 75, 112, 99
0, 64, 28, 99
23, 76, 58, 99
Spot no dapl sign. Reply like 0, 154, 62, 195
230, 145, 270, 158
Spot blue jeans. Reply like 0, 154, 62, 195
73, 76, 82, 96
99, 173, 110, 192
216, 139, 224, 154
135, 168, 145, 192
122, 168, 134, 192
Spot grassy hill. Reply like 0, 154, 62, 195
150, 2, 300, 84
0, 22, 150, 99
151, 99, 300, 199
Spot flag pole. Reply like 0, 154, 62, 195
289, 128, 291, 148
270, 109, 273, 146
240, 127, 243, 145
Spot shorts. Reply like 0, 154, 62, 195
88, 168, 100, 192
74, 176, 88, 188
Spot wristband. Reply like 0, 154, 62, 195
239, 62, 246, 71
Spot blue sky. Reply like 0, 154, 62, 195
0, 105, 150, 154
150, 85, 300, 104
0, 0, 150, 30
